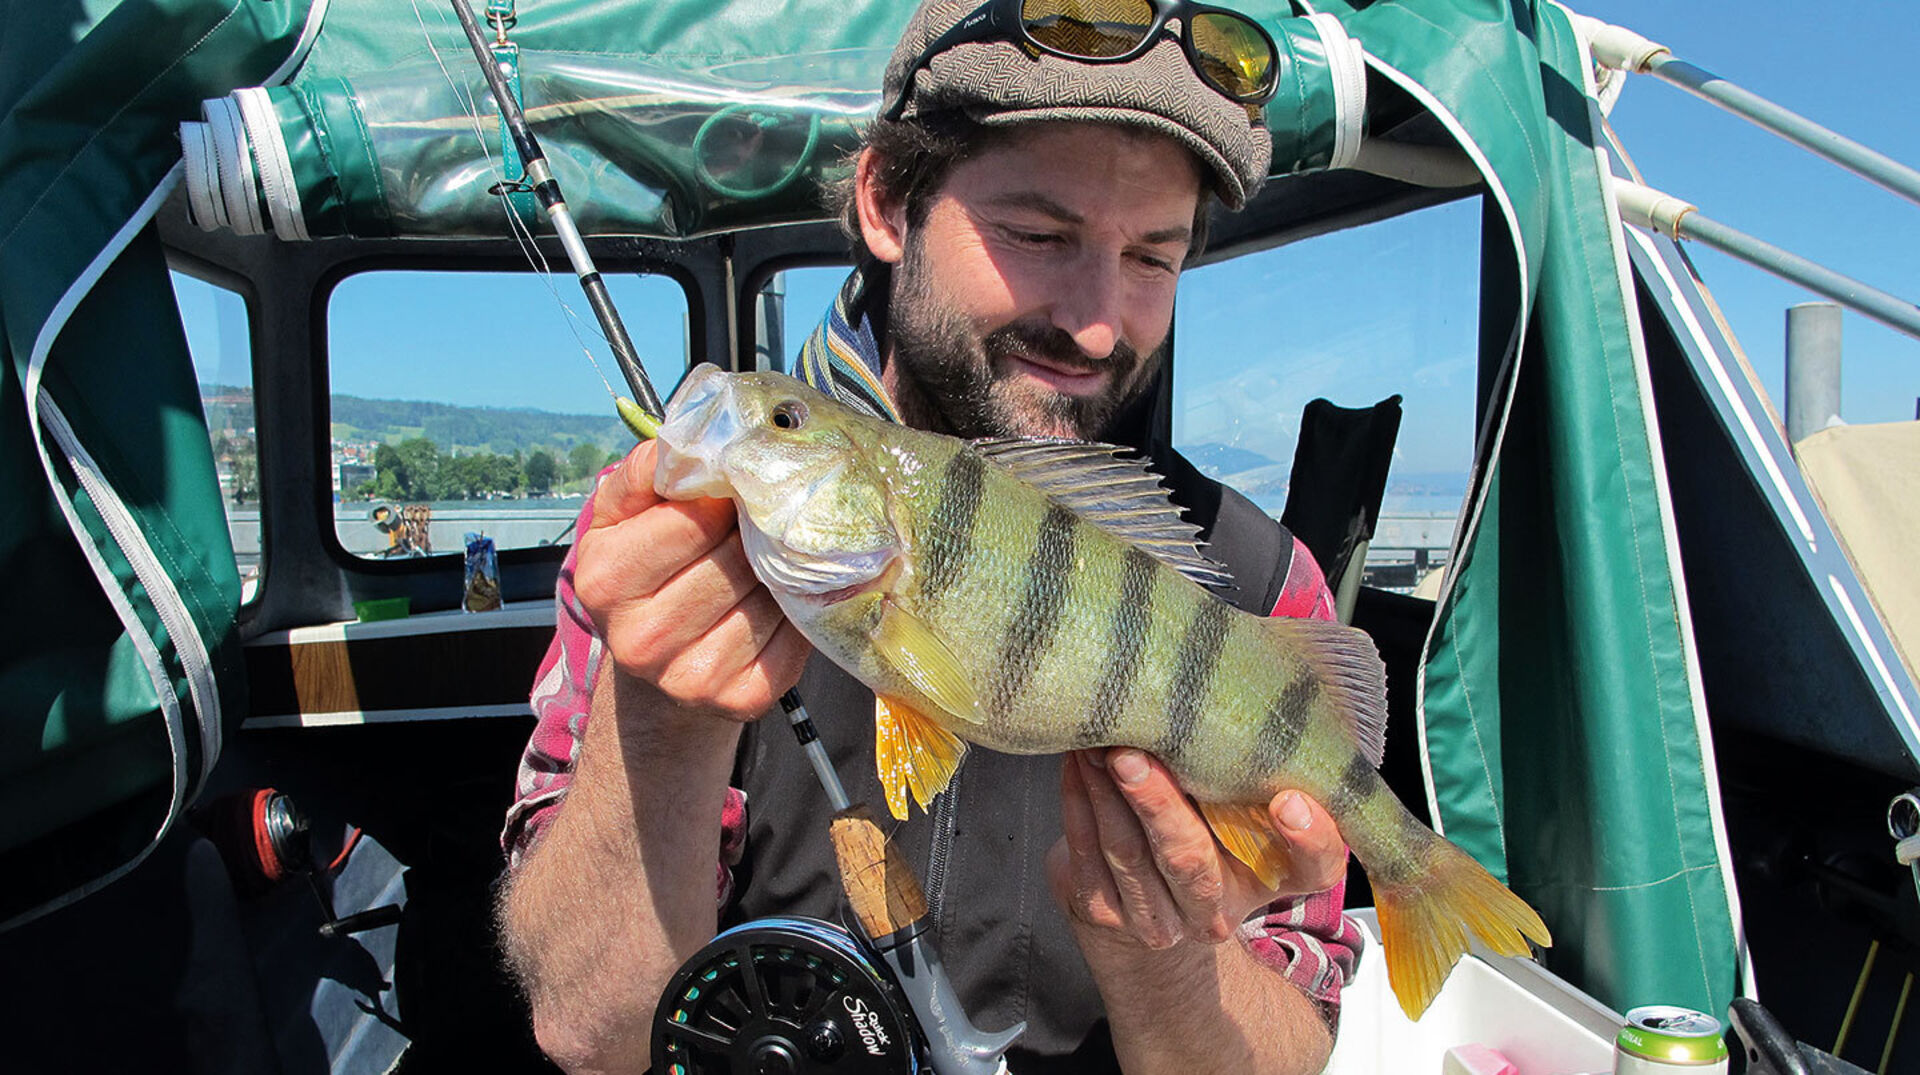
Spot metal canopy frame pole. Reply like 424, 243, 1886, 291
1675, 211, 1920, 341
1615, 179, 1920, 342
1642, 55, 1920, 210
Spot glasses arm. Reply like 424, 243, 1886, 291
882, 0, 1018, 122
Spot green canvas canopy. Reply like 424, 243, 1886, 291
20, 0, 1918, 1034
0, 0, 320, 927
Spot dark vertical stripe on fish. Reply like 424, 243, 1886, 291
989, 504, 1078, 722
920, 448, 986, 608
1077, 546, 1159, 747
1249, 673, 1318, 774
1326, 753, 1377, 818
1158, 597, 1231, 763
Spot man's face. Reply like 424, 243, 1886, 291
875, 123, 1203, 440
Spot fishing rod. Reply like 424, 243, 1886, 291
443, 0, 848, 853
444, 5, 1019, 1071
446, 0, 662, 434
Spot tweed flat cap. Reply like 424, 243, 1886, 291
883, 0, 1274, 207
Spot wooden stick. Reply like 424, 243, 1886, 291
829, 805, 928, 940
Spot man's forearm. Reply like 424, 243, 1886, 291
1079, 929, 1333, 1075
499, 671, 743, 1074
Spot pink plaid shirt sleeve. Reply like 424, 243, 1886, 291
1239, 536, 1364, 1018
499, 486, 749, 903
503, 497, 1359, 1013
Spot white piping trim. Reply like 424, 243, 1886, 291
1356, 59, 1531, 318
1371, 48, 1538, 837
202, 96, 265, 236
1563, 3, 1753, 1000
1829, 575, 1920, 739
39, 398, 223, 789
234, 86, 309, 241
8, 170, 197, 930
245, 703, 534, 729
1627, 229, 1920, 765
1308, 13, 1368, 171
1624, 229, 1819, 550
5, 0, 320, 927
263, 0, 332, 86
1412, 316, 1511, 847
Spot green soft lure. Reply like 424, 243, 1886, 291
617, 395, 660, 441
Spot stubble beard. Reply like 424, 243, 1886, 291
885, 239, 1162, 442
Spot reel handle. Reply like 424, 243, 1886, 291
830, 806, 1024, 1075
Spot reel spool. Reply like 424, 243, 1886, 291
652, 917, 921, 1075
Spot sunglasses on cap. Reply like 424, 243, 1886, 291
884, 0, 1282, 123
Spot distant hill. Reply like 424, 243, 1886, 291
327, 394, 631, 456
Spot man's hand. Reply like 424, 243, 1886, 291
570, 439, 811, 724
1047, 748, 1346, 951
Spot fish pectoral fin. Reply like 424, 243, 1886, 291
1197, 801, 1288, 890
871, 599, 983, 726
874, 694, 970, 820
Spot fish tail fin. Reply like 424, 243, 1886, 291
1197, 800, 1292, 889
1372, 837, 1552, 1020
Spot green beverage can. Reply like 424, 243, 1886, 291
1614, 1006, 1729, 1073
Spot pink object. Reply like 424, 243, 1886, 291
1442, 1043, 1520, 1075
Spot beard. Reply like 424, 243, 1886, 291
885, 241, 1164, 441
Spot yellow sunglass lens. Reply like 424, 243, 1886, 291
1021, 0, 1156, 58
1190, 11, 1274, 98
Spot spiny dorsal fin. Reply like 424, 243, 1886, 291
1265, 616, 1389, 767
970, 438, 1232, 587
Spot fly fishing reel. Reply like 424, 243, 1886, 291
651, 917, 923, 1075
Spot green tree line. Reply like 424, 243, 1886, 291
331, 394, 629, 456
353, 438, 620, 501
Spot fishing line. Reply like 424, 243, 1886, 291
423, 14, 1024, 1070
408, 0, 628, 411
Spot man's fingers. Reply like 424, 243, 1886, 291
619, 534, 763, 656
588, 439, 662, 525
1078, 752, 1186, 948
717, 620, 814, 712
656, 587, 791, 702
573, 495, 740, 619
1269, 791, 1349, 896
1104, 749, 1235, 938
1055, 753, 1126, 928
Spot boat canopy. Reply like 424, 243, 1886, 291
7, 0, 1916, 1028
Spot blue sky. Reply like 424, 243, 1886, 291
1580, 0, 1919, 425
176, 1, 1916, 480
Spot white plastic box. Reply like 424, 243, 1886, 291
1323, 909, 1621, 1075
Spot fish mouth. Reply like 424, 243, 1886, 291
654, 363, 739, 500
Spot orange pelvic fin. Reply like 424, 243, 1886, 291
873, 693, 969, 821
1197, 800, 1288, 890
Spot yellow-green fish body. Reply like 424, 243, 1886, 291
654, 364, 1549, 1018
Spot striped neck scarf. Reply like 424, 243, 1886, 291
795, 266, 902, 424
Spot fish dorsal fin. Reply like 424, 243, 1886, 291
1265, 616, 1389, 767
971, 438, 1232, 587
874, 694, 970, 820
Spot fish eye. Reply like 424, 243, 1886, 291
769, 400, 807, 430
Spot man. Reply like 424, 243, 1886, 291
497, 3, 1362, 1072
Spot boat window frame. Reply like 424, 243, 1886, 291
297, 249, 714, 623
